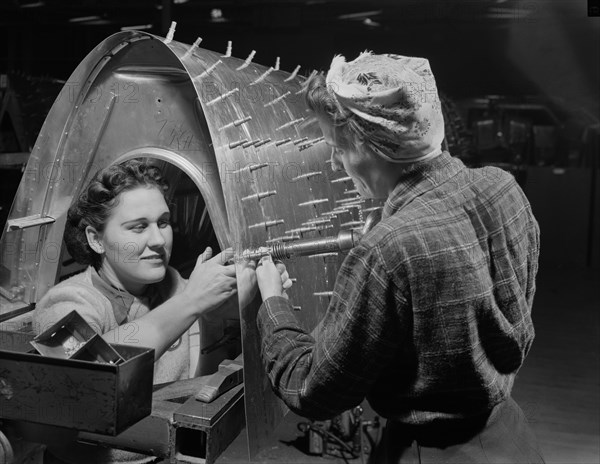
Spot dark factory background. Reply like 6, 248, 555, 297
0, 0, 599, 463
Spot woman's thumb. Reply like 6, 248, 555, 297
200, 247, 213, 263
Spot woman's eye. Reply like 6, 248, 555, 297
159, 220, 171, 228
131, 224, 146, 232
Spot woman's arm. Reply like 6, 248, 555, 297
102, 249, 236, 361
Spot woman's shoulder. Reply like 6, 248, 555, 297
33, 267, 113, 334
40, 267, 106, 301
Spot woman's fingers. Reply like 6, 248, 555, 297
211, 248, 234, 265
200, 246, 213, 263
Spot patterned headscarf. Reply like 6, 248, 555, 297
325, 51, 445, 163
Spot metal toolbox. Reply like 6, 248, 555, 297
0, 341, 154, 436
30, 310, 125, 364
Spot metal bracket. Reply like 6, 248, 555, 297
6, 215, 55, 232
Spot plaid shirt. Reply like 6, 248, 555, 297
257, 152, 540, 424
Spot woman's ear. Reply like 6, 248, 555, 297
85, 225, 104, 254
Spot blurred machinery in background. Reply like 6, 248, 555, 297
0, 73, 63, 230
297, 406, 381, 461
458, 95, 599, 267
458, 95, 599, 170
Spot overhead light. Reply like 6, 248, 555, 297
20, 1, 45, 7
338, 10, 382, 20
68, 15, 101, 23
121, 24, 153, 31
363, 18, 380, 27
487, 7, 533, 18
82, 20, 113, 25
210, 8, 227, 23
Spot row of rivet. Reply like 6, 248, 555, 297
330, 176, 353, 184
182, 37, 202, 60
276, 117, 305, 131
219, 115, 252, 131
163, 26, 347, 309
248, 219, 284, 230
236, 50, 256, 70
242, 190, 277, 202
298, 198, 328, 207
264, 91, 291, 108
291, 171, 322, 181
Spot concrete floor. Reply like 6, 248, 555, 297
512, 264, 600, 464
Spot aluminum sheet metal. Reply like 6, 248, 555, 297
0, 30, 383, 458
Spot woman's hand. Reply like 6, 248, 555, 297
184, 247, 237, 316
236, 258, 258, 310
275, 261, 293, 295
237, 253, 293, 307
256, 255, 290, 301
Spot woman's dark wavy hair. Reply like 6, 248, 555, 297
64, 158, 169, 268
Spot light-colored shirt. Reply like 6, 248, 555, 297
33, 266, 198, 384
33, 265, 200, 463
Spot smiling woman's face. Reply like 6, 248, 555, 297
89, 186, 172, 295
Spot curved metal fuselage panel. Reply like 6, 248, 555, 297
0, 32, 229, 307
0, 31, 380, 457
